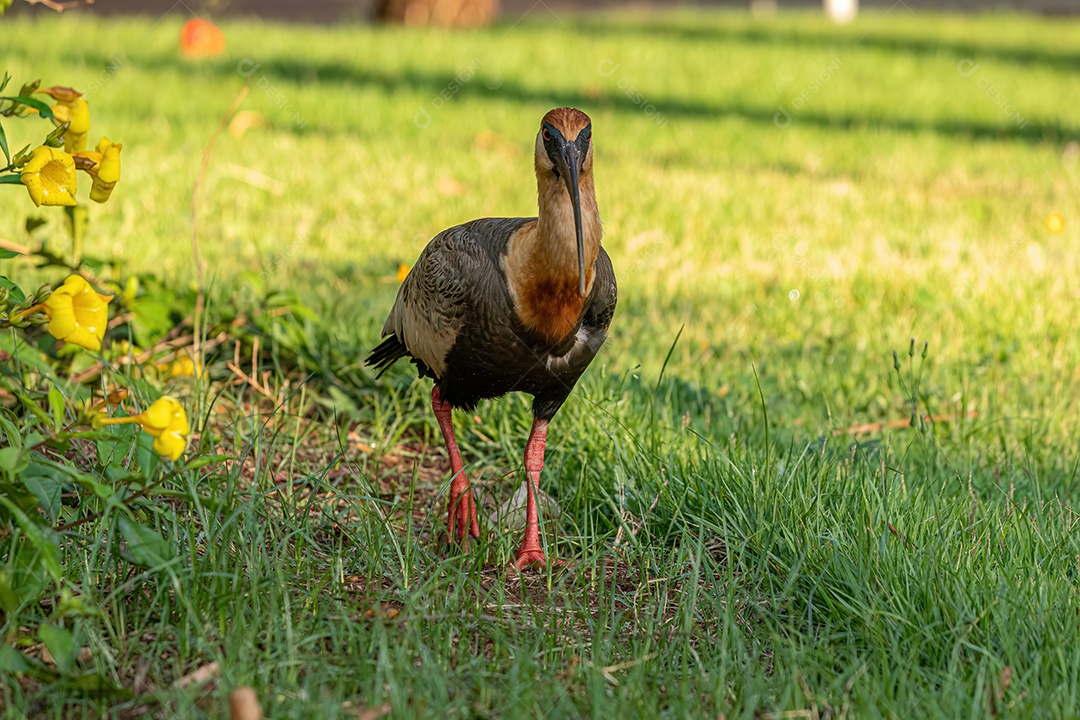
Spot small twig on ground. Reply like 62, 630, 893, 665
228, 335, 281, 400
172, 660, 220, 689
588, 653, 657, 686
0, 239, 30, 255
833, 409, 977, 437
68, 327, 235, 385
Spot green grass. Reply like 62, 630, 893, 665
2, 6, 1080, 718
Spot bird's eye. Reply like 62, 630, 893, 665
583, 128, 592, 143
543, 128, 552, 141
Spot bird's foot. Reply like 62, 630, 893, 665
447, 485, 481, 548
511, 547, 569, 571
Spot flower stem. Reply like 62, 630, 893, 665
9, 303, 45, 322
97, 415, 141, 427
65, 205, 87, 267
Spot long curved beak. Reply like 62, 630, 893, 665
559, 142, 587, 297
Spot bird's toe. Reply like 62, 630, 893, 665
447, 489, 480, 547
512, 549, 548, 570
512, 548, 571, 571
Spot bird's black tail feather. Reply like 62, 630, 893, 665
365, 336, 408, 378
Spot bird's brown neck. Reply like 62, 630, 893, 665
504, 171, 602, 344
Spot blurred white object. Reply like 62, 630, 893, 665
825, 0, 858, 23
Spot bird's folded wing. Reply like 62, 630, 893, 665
382, 227, 484, 378
584, 247, 618, 331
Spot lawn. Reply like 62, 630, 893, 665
1, 5, 1079, 718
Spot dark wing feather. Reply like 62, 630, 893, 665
584, 247, 617, 333
365, 335, 409, 378
366, 221, 510, 379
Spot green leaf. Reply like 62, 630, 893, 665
182, 454, 233, 471
22, 463, 64, 521
66, 671, 130, 694
25, 458, 113, 508
0, 119, 9, 164
0, 276, 25, 304
0, 173, 24, 184
33, 459, 113, 505
96, 422, 137, 466
15, 392, 51, 429
48, 384, 64, 434
39, 623, 75, 673
3, 96, 53, 120
128, 295, 176, 347
55, 589, 101, 619
0, 496, 62, 580
0, 644, 30, 673
17, 80, 40, 98
0, 537, 53, 613
23, 432, 48, 450
118, 515, 175, 568
104, 465, 141, 486
0, 446, 28, 476
0, 415, 21, 448
0, 332, 57, 380
0, 482, 38, 519
0, 248, 19, 259
135, 427, 158, 477
57, 430, 121, 442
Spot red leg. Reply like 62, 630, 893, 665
513, 417, 559, 570
432, 386, 479, 546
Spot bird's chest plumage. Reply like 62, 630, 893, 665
437, 294, 597, 413
512, 275, 587, 346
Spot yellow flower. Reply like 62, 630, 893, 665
74, 137, 122, 203
137, 396, 191, 460
42, 275, 114, 351
20, 146, 77, 207
397, 263, 410, 283
51, 98, 90, 153
96, 396, 190, 461
155, 352, 203, 378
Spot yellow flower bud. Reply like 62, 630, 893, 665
52, 98, 90, 153
37, 86, 83, 103
74, 137, 123, 203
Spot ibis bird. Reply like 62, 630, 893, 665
366, 107, 617, 569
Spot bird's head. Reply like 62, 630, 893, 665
535, 107, 593, 296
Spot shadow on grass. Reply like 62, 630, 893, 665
72, 44, 1078, 146
568, 17, 1080, 75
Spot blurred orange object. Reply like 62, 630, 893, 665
180, 18, 225, 58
